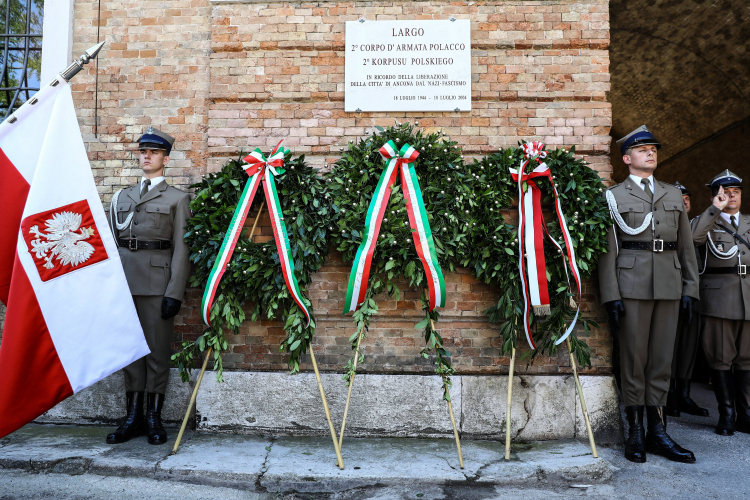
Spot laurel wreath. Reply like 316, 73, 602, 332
172, 124, 609, 384
171, 153, 333, 380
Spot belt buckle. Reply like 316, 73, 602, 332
128, 238, 138, 251
652, 239, 664, 252
739, 265, 747, 276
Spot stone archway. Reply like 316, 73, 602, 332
609, 0, 750, 213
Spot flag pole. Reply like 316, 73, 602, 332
338, 320, 365, 450
566, 337, 598, 458
171, 201, 265, 456
59, 42, 105, 83
504, 345, 516, 460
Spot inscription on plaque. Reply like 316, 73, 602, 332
345, 20, 472, 112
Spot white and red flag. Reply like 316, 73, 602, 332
0, 78, 149, 438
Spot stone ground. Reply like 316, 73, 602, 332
0, 384, 748, 499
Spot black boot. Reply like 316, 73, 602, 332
733, 370, 750, 434
645, 406, 696, 463
666, 379, 681, 417
146, 393, 168, 445
711, 369, 735, 436
106, 392, 146, 444
676, 378, 709, 416
624, 406, 646, 463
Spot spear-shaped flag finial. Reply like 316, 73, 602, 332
59, 41, 105, 82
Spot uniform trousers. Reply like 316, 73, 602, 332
701, 316, 750, 370
671, 312, 701, 380
619, 299, 679, 406
123, 295, 174, 394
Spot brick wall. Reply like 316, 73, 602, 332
70, 0, 613, 376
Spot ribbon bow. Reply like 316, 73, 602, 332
201, 140, 311, 327
344, 140, 446, 314
510, 141, 581, 349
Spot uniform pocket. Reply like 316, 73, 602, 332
145, 204, 171, 229
150, 254, 172, 292
618, 203, 644, 227
662, 200, 683, 227
616, 254, 636, 295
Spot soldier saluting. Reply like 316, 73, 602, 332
599, 125, 699, 463
692, 170, 750, 436
106, 127, 192, 445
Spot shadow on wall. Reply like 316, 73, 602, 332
610, 121, 750, 215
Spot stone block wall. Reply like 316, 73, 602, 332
68, 0, 613, 377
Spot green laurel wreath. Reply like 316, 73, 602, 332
173, 124, 610, 385
171, 153, 333, 380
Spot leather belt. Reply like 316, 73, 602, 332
621, 240, 677, 252
703, 266, 747, 276
118, 239, 171, 251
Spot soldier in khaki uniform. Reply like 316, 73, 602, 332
666, 182, 709, 418
692, 170, 750, 436
599, 125, 699, 464
105, 128, 192, 445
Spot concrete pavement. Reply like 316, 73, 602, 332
0, 384, 748, 499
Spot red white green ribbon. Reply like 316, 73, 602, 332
510, 141, 582, 348
344, 140, 446, 314
201, 140, 311, 327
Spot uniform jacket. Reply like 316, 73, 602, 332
110, 180, 192, 300
692, 206, 750, 320
598, 177, 700, 303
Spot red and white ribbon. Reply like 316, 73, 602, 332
510, 142, 581, 348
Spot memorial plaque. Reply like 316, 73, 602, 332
345, 20, 472, 112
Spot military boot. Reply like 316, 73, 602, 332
711, 369, 735, 436
734, 370, 750, 434
106, 392, 146, 444
676, 378, 709, 417
146, 393, 168, 445
624, 406, 646, 463
666, 379, 681, 417
645, 406, 696, 463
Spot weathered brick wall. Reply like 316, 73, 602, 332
71, 0, 613, 376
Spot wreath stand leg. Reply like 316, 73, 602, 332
171, 346, 212, 455
504, 345, 516, 461
309, 348, 345, 469
171, 201, 266, 456
338, 322, 365, 451
428, 315, 464, 469
566, 338, 598, 458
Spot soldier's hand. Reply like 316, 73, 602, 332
713, 186, 729, 211
680, 296, 697, 325
161, 297, 182, 320
605, 300, 625, 331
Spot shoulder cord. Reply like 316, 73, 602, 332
109, 189, 134, 248
606, 189, 654, 257
606, 189, 653, 236
701, 232, 740, 276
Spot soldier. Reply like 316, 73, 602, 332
105, 127, 192, 445
666, 182, 709, 418
691, 170, 750, 436
599, 125, 699, 463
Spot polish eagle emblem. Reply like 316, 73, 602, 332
29, 211, 96, 270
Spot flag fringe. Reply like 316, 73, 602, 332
533, 304, 551, 316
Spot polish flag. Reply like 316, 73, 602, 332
0, 78, 149, 438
